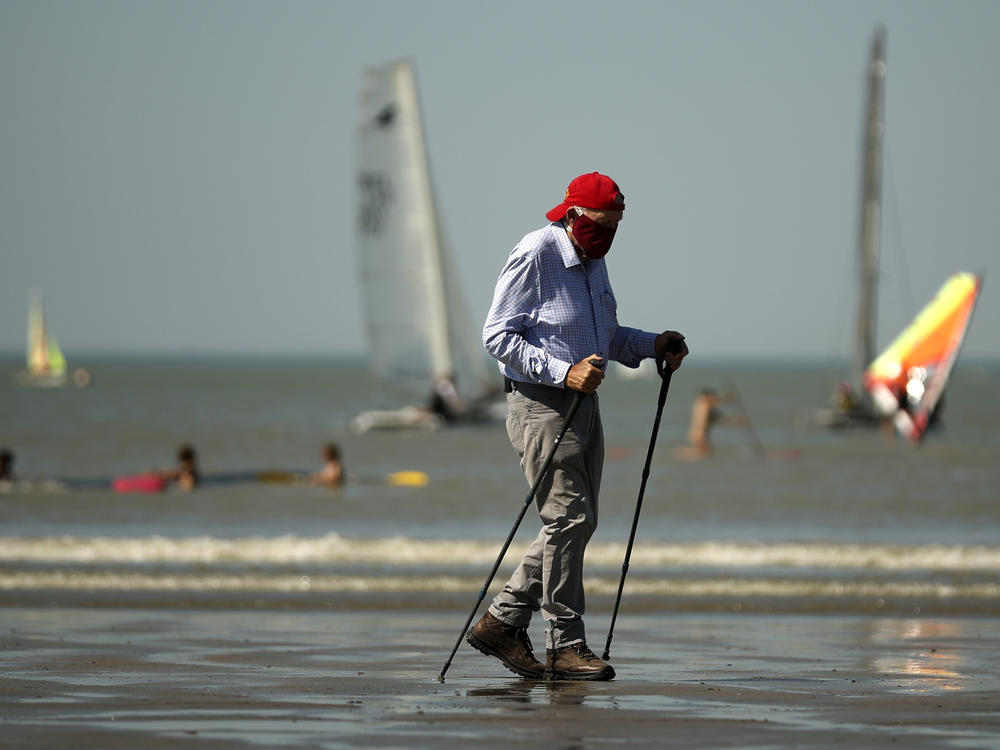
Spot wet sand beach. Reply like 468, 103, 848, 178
4, 358, 998, 747
2, 607, 998, 749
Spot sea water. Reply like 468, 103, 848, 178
1, 354, 997, 616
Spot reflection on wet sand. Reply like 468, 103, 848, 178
467, 678, 614, 707
865, 619, 968, 692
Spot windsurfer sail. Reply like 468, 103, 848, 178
864, 272, 983, 444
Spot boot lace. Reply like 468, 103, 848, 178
571, 643, 601, 662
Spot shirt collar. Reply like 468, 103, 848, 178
551, 222, 584, 269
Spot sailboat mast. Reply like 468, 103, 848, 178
852, 26, 887, 390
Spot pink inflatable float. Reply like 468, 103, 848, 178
112, 473, 167, 494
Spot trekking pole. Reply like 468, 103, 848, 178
438, 389, 586, 682
603, 343, 681, 661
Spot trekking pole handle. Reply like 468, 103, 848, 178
656, 336, 685, 378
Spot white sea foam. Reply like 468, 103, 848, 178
0, 570, 997, 601
1, 534, 999, 572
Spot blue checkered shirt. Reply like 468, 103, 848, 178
482, 222, 658, 387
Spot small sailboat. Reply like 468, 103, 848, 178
350, 60, 501, 433
864, 272, 983, 443
812, 30, 983, 441
16, 289, 69, 388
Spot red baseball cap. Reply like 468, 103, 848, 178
545, 172, 625, 221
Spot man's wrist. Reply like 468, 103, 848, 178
552, 360, 571, 388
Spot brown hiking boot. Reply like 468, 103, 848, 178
546, 642, 616, 681
466, 612, 544, 679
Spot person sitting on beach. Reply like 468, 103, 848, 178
675, 388, 745, 461
157, 444, 200, 491
307, 443, 344, 489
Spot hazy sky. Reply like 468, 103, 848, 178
2, 0, 997, 362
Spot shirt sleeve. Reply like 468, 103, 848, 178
610, 325, 658, 369
482, 249, 571, 387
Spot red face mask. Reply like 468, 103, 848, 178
570, 213, 617, 259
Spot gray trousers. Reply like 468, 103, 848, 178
488, 381, 604, 649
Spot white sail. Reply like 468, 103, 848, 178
355, 60, 492, 407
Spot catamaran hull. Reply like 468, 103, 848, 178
349, 407, 444, 434
806, 407, 880, 430
348, 400, 507, 434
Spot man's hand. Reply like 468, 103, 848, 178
565, 356, 606, 393
654, 331, 688, 372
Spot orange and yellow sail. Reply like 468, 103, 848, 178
863, 272, 983, 443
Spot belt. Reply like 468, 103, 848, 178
504, 377, 569, 395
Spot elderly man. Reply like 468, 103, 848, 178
468, 172, 687, 680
